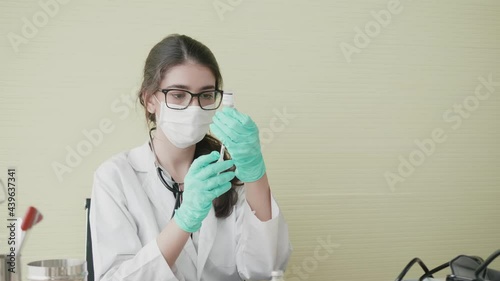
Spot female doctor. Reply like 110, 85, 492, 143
89, 34, 292, 281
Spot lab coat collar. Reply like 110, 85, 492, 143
127, 140, 155, 173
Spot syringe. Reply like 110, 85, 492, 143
218, 92, 234, 162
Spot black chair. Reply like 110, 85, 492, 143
85, 198, 94, 281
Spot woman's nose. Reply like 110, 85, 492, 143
189, 96, 200, 107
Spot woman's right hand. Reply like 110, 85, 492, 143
174, 151, 235, 233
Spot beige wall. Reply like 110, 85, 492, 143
1, 0, 499, 280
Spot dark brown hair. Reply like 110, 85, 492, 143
138, 34, 241, 218
139, 34, 222, 124
195, 135, 243, 217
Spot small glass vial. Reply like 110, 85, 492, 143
218, 92, 235, 162
271, 270, 285, 281
222, 92, 234, 108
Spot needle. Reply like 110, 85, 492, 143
219, 145, 225, 162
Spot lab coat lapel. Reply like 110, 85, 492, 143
128, 141, 175, 228
128, 142, 198, 268
144, 169, 173, 228
143, 170, 199, 269
197, 207, 217, 280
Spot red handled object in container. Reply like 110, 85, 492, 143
21, 206, 43, 231
15, 206, 43, 257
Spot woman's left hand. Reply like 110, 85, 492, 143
210, 107, 266, 183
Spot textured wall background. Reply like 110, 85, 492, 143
1, 0, 499, 280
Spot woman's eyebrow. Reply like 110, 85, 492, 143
166, 84, 215, 90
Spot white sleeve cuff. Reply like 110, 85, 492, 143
244, 193, 280, 223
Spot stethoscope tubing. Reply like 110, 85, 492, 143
149, 127, 183, 218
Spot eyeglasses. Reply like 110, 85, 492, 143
157, 88, 223, 110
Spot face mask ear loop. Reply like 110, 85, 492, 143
154, 94, 161, 105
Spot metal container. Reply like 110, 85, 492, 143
27, 259, 87, 281
0, 254, 21, 281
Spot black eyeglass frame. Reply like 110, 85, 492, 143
157, 88, 224, 110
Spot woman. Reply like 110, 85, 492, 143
90, 34, 291, 281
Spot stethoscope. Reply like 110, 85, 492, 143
149, 127, 183, 218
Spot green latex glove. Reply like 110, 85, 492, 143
174, 151, 235, 233
210, 107, 266, 182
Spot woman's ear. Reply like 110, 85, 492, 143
144, 92, 157, 114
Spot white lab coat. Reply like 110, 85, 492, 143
90, 141, 292, 281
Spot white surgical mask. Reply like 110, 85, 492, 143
155, 96, 215, 148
